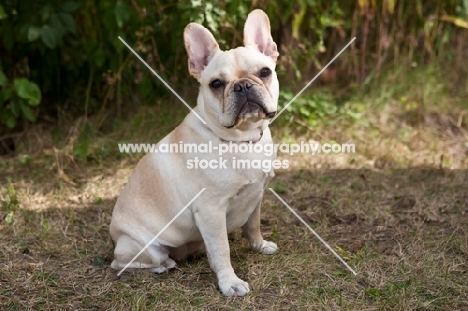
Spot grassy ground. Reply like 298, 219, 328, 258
1, 65, 467, 310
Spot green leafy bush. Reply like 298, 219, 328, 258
278, 90, 364, 128
0, 77, 42, 127
0, 1, 79, 128
0, 0, 466, 131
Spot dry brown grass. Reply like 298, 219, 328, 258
1, 164, 467, 310
1, 81, 468, 310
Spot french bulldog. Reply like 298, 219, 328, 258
109, 9, 280, 297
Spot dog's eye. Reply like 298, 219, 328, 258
210, 79, 224, 89
259, 68, 272, 78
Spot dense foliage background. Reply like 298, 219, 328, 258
0, 0, 467, 147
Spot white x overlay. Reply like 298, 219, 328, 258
117, 35, 357, 276
269, 188, 357, 276
117, 188, 206, 276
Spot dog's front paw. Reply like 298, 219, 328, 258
256, 240, 278, 255
219, 278, 250, 297
218, 270, 250, 297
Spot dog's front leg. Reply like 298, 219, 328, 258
193, 206, 250, 297
242, 200, 278, 255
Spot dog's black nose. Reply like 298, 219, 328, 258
266, 111, 277, 118
234, 81, 253, 92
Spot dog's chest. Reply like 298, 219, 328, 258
224, 173, 270, 233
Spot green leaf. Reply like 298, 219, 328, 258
114, 2, 131, 28
50, 14, 66, 32
0, 89, 12, 103
5, 114, 15, 128
10, 99, 20, 117
13, 78, 42, 106
0, 4, 7, 20
93, 49, 105, 67
41, 5, 52, 22
41, 25, 57, 48
20, 102, 36, 122
365, 288, 381, 297
5, 211, 14, 225
0, 70, 7, 86
42, 219, 50, 232
93, 256, 105, 266
28, 27, 42, 42
332, 269, 346, 276
292, 0, 307, 39
49, 14, 67, 41
73, 140, 89, 160
59, 13, 76, 33
112, 38, 125, 52
19, 154, 31, 165
270, 182, 287, 194
299, 106, 310, 117
60, 1, 80, 13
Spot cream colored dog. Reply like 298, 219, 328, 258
110, 9, 279, 297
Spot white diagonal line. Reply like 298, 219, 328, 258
270, 37, 356, 124
269, 188, 357, 276
117, 188, 206, 276
118, 36, 207, 125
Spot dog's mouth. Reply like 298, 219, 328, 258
224, 101, 276, 129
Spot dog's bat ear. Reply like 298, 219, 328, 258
184, 23, 220, 80
243, 9, 279, 62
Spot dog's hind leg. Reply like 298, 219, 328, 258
111, 235, 176, 273
242, 201, 278, 255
